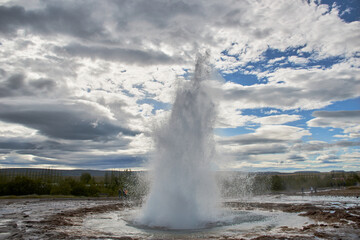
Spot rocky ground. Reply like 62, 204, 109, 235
313, 186, 360, 197
0, 198, 129, 239
0, 188, 359, 239
225, 201, 360, 239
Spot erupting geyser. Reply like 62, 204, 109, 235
138, 52, 220, 229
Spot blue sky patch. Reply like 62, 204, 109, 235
319, 0, 360, 23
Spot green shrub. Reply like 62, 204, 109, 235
271, 175, 285, 191
80, 172, 92, 184
50, 178, 72, 195
6, 176, 37, 195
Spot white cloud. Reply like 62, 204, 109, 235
308, 110, 360, 138
252, 114, 302, 125
222, 59, 360, 110
287, 56, 309, 65
315, 154, 340, 163
215, 105, 256, 128
268, 56, 286, 64
308, 110, 360, 128
217, 125, 311, 155
0, 121, 37, 138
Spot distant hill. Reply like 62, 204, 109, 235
0, 168, 357, 177
294, 171, 320, 174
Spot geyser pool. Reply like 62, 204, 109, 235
83, 206, 314, 239
138, 53, 220, 229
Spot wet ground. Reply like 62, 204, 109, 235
0, 189, 359, 239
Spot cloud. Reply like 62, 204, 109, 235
217, 125, 310, 156
0, 150, 146, 169
0, 123, 149, 169
292, 140, 360, 153
218, 0, 360, 66
62, 155, 146, 169
316, 154, 340, 164
0, 4, 107, 39
287, 154, 306, 162
216, 106, 256, 128
251, 114, 302, 125
0, 141, 36, 151
111, 0, 202, 29
308, 110, 360, 128
308, 110, 360, 138
2, 0, 359, 63
287, 56, 309, 65
223, 84, 304, 109
236, 143, 289, 156
56, 43, 184, 65
0, 0, 359, 170
222, 60, 360, 110
0, 73, 61, 97
0, 99, 140, 140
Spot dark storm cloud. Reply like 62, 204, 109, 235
0, 5, 106, 39
56, 44, 183, 65
0, 100, 140, 140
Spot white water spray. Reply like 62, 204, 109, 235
138, 53, 220, 229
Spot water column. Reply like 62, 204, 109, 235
139, 52, 220, 229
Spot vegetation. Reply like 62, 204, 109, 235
0, 168, 140, 197
0, 168, 359, 197
218, 171, 360, 197
269, 171, 360, 192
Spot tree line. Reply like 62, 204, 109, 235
1, 169, 359, 197
270, 171, 360, 191
0, 169, 141, 197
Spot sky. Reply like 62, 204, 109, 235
0, 0, 359, 172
